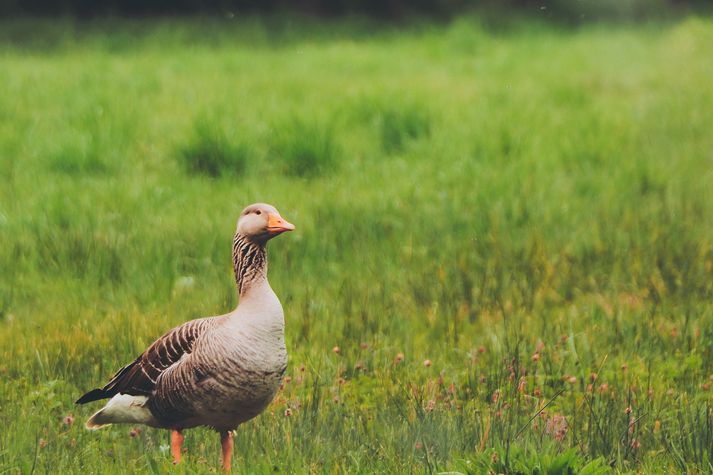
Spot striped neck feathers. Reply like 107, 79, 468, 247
232, 233, 268, 297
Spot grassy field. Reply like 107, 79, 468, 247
1, 15, 712, 473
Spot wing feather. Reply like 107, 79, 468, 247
76, 318, 214, 404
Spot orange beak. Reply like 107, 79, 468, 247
267, 213, 295, 234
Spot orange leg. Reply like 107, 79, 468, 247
171, 430, 184, 465
220, 431, 233, 473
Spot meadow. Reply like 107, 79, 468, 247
0, 14, 712, 473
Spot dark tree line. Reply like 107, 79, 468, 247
0, 0, 707, 19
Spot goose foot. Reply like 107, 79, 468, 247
171, 430, 184, 465
220, 430, 233, 473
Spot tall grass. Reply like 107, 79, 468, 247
178, 116, 249, 178
0, 15, 712, 473
270, 117, 338, 177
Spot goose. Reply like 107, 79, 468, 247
76, 203, 295, 472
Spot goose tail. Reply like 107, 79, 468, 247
82, 394, 155, 429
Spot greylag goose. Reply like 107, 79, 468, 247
76, 203, 295, 472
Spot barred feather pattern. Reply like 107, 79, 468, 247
232, 233, 267, 296
148, 325, 287, 429
86, 317, 217, 400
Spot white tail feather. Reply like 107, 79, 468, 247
84, 394, 155, 429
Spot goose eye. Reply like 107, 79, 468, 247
255, 210, 262, 215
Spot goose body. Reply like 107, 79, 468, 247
77, 203, 295, 471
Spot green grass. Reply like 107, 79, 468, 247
271, 116, 339, 177
1, 15, 713, 474
178, 115, 249, 178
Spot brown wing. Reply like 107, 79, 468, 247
76, 318, 213, 404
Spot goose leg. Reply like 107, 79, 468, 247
171, 430, 184, 465
220, 430, 233, 473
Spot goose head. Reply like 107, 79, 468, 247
236, 203, 295, 243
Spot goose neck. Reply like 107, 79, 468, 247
232, 233, 268, 299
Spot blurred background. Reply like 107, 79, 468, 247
1, 1, 712, 473
1, 0, 711, 20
